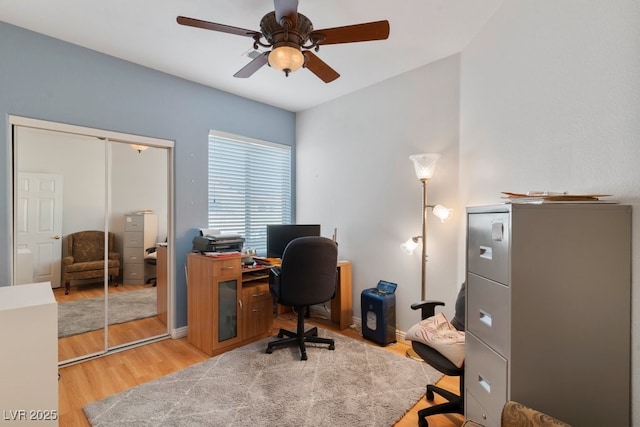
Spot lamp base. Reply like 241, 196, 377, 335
405, 347, 424, 362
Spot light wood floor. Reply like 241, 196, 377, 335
55, 283, 168, 362
58, 312, 464, 427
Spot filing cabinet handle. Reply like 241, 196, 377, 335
252, 307, 263, 312
479, 309, 493, 327
479, 246, 493, 260
478, 374, 491, 393
238, 300, 243, 311
221, 266, 235, 270
252, 292, 266, 298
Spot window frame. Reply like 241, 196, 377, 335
207, 130, 293, 256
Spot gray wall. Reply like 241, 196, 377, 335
0, 21, 295, 329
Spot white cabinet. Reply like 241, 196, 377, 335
122, 213, 157, 285
465, 204, 631, 427
0, 282, 58, 426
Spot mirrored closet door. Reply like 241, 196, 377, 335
11, 117, 173, 365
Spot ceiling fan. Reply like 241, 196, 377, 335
177, 0, 390, 83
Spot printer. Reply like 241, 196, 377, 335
192, 228, 244, 253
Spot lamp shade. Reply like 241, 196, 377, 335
268, 46, 304, 76
409, 153, 440, 180
400, 236, 420, 255
432, 204, 453, 223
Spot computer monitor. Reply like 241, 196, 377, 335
266, 224, 321, 259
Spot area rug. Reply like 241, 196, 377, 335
83, 329, 442, 426
58, 288, 157, 338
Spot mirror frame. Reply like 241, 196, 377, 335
8, 115, 175, 364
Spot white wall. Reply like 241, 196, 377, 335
16, 126, 168, 249
298, 0, 639, 422
460, 0, 640, 423
297, 54, 462, 332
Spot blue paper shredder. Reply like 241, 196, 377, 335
361, 280, 397, 346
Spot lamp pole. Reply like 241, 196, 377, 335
420, 178, 428, 301
406, 152, 440, 361
406, 178, 430, 362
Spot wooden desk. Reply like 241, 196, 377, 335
156, 245, 167, 325
187, 253, 273, 357
244, 260, 353, 330
332, 261, 353, 330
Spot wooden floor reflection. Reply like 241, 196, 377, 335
55, 283, 167, 362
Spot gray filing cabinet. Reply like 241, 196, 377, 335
123, 212, 158, 285
465, 204, 630, 427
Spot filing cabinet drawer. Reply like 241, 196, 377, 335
466, 389, 500, 427
467, 273, 510, 357
123, 231, 144, 248
467, 211, 510, 284
212, 258, 241, 276
123, 247, 144, 264
124, 214, 144, 231
465, 333, 508, 426
123, 263, 144, 281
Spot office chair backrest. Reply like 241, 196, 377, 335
278, 236, 338, 307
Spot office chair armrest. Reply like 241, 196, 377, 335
411, 300, 445, 320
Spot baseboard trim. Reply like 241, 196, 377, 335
171, 326, 188, 339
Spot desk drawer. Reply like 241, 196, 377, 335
212, 258, 241, 276
468, 211, 510, 284
466, 333, 508, 426
243, 283, 271, 304
467, 273, 510, 357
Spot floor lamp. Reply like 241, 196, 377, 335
402, 153, 452, 360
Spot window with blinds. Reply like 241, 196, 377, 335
208, 131, 292, 256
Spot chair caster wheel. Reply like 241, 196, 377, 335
266, 347, 273, 354
426, 389, 434, 401
328, 343, 335, 350
301, 352, 308, 361
277, 332, 284, 338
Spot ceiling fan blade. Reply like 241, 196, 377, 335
274, 0, 298, 26
177, 16, 260, 38
233, 52, 269, 78
311, 20, 390, 45
303, 51, 340, 83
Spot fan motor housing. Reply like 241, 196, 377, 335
260, 11, 313, 48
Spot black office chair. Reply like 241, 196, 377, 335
266, 236, 338, 361
144, 247, 157, 286
410, 283, 466, 427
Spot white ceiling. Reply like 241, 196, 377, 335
0, 0, 503, 112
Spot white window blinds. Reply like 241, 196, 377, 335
208, 132, 292, 255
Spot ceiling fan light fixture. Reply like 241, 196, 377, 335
268, 46, 304, 76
